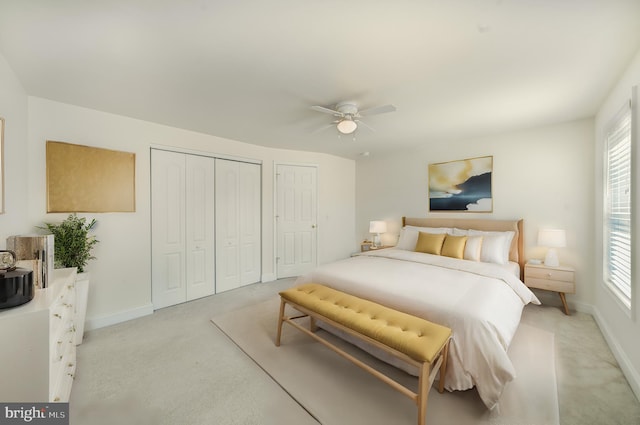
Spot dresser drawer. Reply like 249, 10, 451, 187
525, 266, 573, 282
525, 277, 575, 293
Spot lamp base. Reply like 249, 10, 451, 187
372, 234, 381, 248
544, 248, 560, 267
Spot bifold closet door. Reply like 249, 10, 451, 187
215, 159, 261, 293
151, 150, 215, 309
185, 155, 215, 301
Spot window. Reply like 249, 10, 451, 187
604, 100, 633, 310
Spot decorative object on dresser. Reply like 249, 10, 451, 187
0, 268, 81, 402
0, 250, 35, 309
38, 214, 98, 344
537, 228, 566, 267
7, 234, 55, 288
524, 263, 575, 315
369, 220, 387, 248
39, 213, 98, 273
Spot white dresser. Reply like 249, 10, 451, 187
0, 268, 79, 402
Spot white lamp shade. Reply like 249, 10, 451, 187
337, 119, 358, 134
538, 229, 566, 248
369, 221, 387, 234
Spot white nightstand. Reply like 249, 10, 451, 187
524, 263, 575, 315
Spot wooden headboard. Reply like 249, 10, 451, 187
402, 217, 524, 277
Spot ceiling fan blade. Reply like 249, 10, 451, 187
358, 104, 396, 116
312, 123, 337, 133
310, 105, 343, 116
355, 119, 376, 132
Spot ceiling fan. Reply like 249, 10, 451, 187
310, 101, 396, 135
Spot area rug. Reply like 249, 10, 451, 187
211, 298, 559, 425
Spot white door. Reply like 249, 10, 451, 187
151, 150, 186, 309
276, 164, 317, 278
185, 155, 215, 301
152, 150, 216, 309
239, 162, 261, 285
216, 159, 262, 292
215, 159, 240, 293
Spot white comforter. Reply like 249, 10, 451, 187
294, 248, 540, 409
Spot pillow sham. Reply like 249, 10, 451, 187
463, 235, 483, 261
467, 230, 515, 265
396, 226, 451, 250
441, 235, 468, 259
414, 232, 446, 255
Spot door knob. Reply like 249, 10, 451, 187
311, 225, 316, 229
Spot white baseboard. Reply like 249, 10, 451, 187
589, 306, 640, 402
84, 303, 154, 331
533, 293, 639, 401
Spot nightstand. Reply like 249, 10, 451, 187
524, 263, 575, 315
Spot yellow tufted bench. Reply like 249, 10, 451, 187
276, 283, 452, 425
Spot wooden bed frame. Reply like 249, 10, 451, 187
402, 217, 525, 279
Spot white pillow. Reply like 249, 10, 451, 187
396, 226, 451, 250
451, 228, 469, 236
467, 230, 515, 265
463, 235, 483, 261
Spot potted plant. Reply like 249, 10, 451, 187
40, 213, 98, 345
40, 213, 99, 273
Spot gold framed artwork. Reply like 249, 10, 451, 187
46, 141, 136, 212
428, 155, 493, 212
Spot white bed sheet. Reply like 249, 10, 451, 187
293, 248, 540, 409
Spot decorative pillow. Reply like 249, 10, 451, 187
467, 230, 515, 265
451, 228, 469, 236
414, 232, 446, 255
396, 226, 451, 250
441, 235, 468, 259
463, 236, 483, 261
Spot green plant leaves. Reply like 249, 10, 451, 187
39, 214, 98, 273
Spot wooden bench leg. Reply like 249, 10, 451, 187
275, 298, 286, 346
438, 340, 450, 393
310, 316, 318, 332
417, 362, 430, 425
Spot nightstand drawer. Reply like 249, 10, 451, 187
525, 266, 573, 282
525, 277, 575, 293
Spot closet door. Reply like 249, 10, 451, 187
185, 155, 215, 301
239, 162, 261, 285
215, 159, 240, 292
151, 150, 187, 309
215, 159, 261, 292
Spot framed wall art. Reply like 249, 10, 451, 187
428, 155, 493, 212
46, 141, 136, 213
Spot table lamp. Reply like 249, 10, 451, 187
369, 221, 387, 248
538, 229, 566, 267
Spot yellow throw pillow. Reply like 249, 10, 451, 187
415, 232, 446, 255
441, 235, 468, 259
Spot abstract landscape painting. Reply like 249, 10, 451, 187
429, 156, 493, 212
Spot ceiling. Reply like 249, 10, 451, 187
0, 1, 639, 159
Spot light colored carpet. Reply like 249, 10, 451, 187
212, 297, 560, 425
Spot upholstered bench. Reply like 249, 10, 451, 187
276, 283, 452, 425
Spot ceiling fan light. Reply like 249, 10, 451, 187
337, 119, 357, 134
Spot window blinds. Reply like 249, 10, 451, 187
604, 101, 632, 308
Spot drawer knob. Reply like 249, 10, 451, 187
547, 273, 552, 278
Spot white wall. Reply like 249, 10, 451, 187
24, 97, 355, 328
356, 119, 595, 306
0, 53, 31, 241
594, 47, 640, 399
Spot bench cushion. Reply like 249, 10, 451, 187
280, 283, 451, 363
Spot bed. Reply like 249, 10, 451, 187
293, 217, 540, 409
